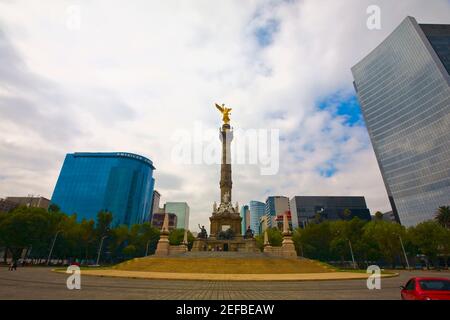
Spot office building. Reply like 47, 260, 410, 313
149, 190, 161, 222
265, 196, 290, 228
240, 205, 250, 234
151, 212, 177, 231
164, 202, 190, 230
352, 16, 450, 226
290, 196, 371, 227
249, 200, 265, 235
51, 152, 155, 226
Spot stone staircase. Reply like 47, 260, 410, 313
170, 251, 300, 260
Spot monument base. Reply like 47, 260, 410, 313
155, 233, 188, 256
192, 238, 258, 253
155, 234, 170, 256
263, 234, 298, 259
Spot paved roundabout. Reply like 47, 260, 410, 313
1, 266, 449, 300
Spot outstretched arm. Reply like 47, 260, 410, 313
215, 103, 223, 113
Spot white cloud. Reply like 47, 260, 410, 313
1, 0, 449, 229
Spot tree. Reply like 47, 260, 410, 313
128, 223, 160, 256
168, 228, 195, 249
409, 221, 447, 269
0, 207, 53, 261
293, 222, 334, 260
435, 206, 450, 229
340, 208, 352, 220
362, 220, 406, 268
374, 211, 383, 221
96, 210, 113, 237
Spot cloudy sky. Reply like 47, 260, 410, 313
1, 0, 449, 229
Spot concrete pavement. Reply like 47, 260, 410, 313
0, 267, 449, 300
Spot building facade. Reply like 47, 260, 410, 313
51, 152, 155, 226
352, 16, 450, 226
249, 200, 265, 235
164, 202, 190, 230
149, 190, 161, 222
264, 196, 290, 228
240, 205, 250, 234
290, 196, 371, 227
1, 196, 50, 211
151, 212, 177, 231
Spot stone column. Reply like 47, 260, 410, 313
155, 213, 170, 256
219, 124, 233, 203
281, 212, 297, 258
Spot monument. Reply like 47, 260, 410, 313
192, 103, 257, 252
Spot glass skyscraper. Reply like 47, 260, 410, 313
51, 152, 156, 226
352, 17, 450, 226
264, 196, 290, 228
249, 200, 265, 235
164, 202, 190, 230
240, 205, 250, 234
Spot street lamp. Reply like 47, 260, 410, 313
398, 234, 410, 270
348, 239, 357, 269
46, 230, 62, 266
96, 235, 108, 266
145, 239, 151, 256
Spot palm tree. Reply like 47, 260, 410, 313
435, 206, 450, 229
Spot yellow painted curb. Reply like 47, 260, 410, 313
56, 269, 398, 282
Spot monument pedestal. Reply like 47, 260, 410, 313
155, 233, 170, 256
281, 234, 297, 258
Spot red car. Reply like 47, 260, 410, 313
401, 277, 450, 300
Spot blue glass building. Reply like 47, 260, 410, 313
352, 17, 450, 226
249, 200, 265, 235
51, 152, 155, 226
264, 196, 290, 228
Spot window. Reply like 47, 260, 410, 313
419, 280, 450, 291
405, 279, 415, 290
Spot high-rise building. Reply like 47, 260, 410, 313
151, 212, 177, 231
290, 196, 371, 227
164, 202, 190, 230
249, 200, 265, 235
352, 16, 450, 226
149, 190, 161, 222
265, 196, 290, 228
240, 205, 250, 234
51, 152, 155, 226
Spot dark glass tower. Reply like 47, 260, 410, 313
51, 152, 155, 226
352, 17, 450, 226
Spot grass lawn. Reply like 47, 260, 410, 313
112, 257, 337, 274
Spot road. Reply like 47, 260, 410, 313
0, 267, 449, 300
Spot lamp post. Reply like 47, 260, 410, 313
145, 239, 151, 256
348, 239, 357, 269
398, 234, 410, 270
46, 230, 62, 266
96, 235, 108, 266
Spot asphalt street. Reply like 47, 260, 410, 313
0, 267, 449, 300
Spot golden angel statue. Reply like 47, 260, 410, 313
215, 103, 232, 124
